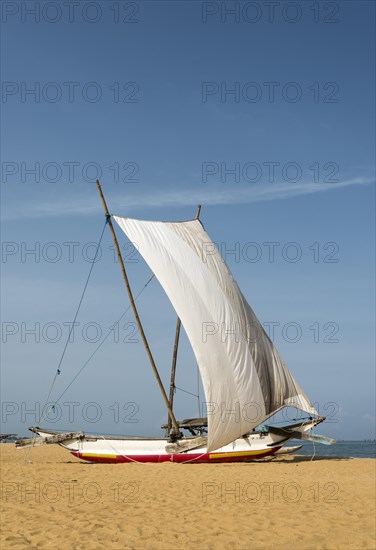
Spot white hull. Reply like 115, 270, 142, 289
28, 419, 320, 463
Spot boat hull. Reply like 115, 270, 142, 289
30, 429, 289, 463
27, 418, 323, 463
70, 444, 281, 464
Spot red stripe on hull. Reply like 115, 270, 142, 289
70, 447, 281, 464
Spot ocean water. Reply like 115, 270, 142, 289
295, 440, 376, 459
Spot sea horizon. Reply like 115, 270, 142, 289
295, 440, 376, 459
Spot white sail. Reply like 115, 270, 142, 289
114, 216, 317, 452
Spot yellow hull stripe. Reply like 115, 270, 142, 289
78, 448, 273, 461
209, 449, 269, 459
81, 453, 117, 459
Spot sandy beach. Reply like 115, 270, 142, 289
1, 444, 375, 550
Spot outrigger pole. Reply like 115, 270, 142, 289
167, 205, 202, 434
96, 180, 181, 438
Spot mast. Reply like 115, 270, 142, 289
167, 317, 181, 435
166, 205, 202, 434
96, 180, 181, 437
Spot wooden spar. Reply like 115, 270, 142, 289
268, 425, 336, 445
165, 435, 207, 454
166, 205, 202, 433
16, 431, 84, 448
95, 180, 181, 436
167, 317, 181, 434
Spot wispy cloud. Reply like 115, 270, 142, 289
2, 176, 374, 221
122, 177, 373, 209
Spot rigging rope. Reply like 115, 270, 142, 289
37, 220, 108, 425
174, 385, 199, 399
175, 369, 202, 417
310, 425, 316, 461
24, 257, 155, 463
24, 220, 108, 462
52, 273, 155, 406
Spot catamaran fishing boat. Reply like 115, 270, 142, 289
17, 181, 334, 463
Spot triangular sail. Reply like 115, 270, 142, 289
114, 216, 317, 452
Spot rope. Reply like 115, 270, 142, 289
23, 221, 107, 463
310, 425, 316, 461
100, 436, 144, 464
38, 220, 108, 424
175, 385, 199, 399
58, 220, 108, 374
266, 416, 313, 425
23, 273, 155, 463
178, 452, 207, 464
23, 226, 154, 462
96, 435, 208, 464
52, 273, 155, 406
311, 440, 316, 461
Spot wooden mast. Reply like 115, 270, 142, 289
96, 180, 181, 437
166, 205, 202, 434
167, 318, 181, 435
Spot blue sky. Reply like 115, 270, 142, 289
1, 1, 375, 440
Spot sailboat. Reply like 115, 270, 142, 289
17, 181, 335, 463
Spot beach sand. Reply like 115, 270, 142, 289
1, 444, 375, 549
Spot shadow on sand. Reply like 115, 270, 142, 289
269, 454, 351, 463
